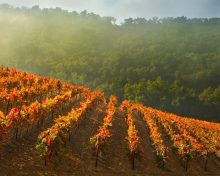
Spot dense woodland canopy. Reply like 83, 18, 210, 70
0, 4, 220, 122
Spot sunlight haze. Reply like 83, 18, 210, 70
0, 0, 219, 24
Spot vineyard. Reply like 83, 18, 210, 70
0, 67, 220, 176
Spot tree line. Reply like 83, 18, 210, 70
0, 4, 219, 122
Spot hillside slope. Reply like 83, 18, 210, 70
0, 97, 220, 176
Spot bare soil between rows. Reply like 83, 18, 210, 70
0, 99, 220, 176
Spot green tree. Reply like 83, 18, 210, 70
199, 86, 214, 105
96, 76, 128, 103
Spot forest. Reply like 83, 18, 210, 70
0, 4, 220, 122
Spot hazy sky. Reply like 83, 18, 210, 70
0, 0, 219, 24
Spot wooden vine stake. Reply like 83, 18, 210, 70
31, 122, 34, 131
95, 146, 99, 167
6, 102, 9, 114
132, 152, 135, 170
37, 120, 40, 128
204, 153, 208, 171
45, 155, 47, 166
162, 149, 168, 171
15, 127, 18, 140
20, 125, 23, 137
185, 156, 189, 172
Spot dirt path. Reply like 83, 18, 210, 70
131, 110, 170, 175
0, 95, 86, 176
133, 110, 220, 176
0, 103, 220, 175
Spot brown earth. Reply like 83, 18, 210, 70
0, 97, 220, 176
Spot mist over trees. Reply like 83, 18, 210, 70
0, 4, 220, 122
